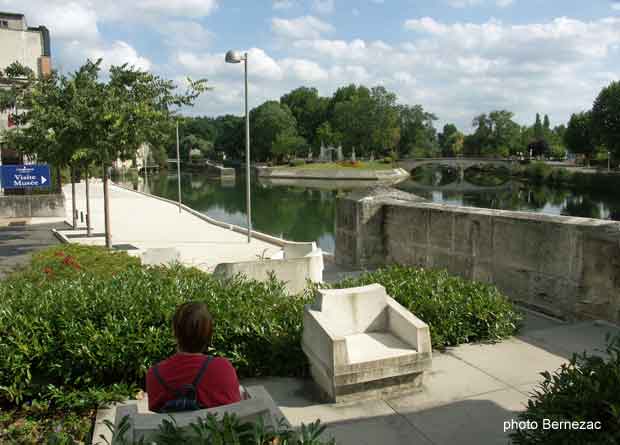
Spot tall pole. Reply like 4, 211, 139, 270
103, 164, 112, 248
244, 54, 252, 243
70, 165, 77, 229
176, 121, 182, 213
143, 145, 149, 193
609, 151, 611, 173
85, 167, 91, 237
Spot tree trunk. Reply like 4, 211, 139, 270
85, 167, 91, 237
55, 165, 62, 193
103, 164, 112, 248
70, 164, 77, 229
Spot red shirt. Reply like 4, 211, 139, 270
146, 354, 241, 412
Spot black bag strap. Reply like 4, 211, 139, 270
153, 364, 183, 398
192, 355, 213, 387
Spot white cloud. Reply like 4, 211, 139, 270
496, 0, 514, 7
159, 21, 212, 49
62, 40, 152, 71
281, 58, 329, 81
272, 16, 334, 39
612, 2, 620, 11
313, 0, 335, 14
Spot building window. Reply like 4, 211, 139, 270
0, 20, 9, 28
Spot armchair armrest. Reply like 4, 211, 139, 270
302, 308, 348, 369
387, 298, 431, 354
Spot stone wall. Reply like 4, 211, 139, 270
335, 188, 620, 323
0, 194, 65, 218
256, 166, 410, 181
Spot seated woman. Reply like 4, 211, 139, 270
146, 302, 241, 412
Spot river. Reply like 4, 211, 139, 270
124, 166, 620, 253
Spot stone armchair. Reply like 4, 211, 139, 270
302, 284, 432, 402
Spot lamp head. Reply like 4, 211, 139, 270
225, 50, 243, 64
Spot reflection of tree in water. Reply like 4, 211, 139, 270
464, 166, 510, 187
411, 166, 458, 186
562, 196, 601, 219
146, 173, 337, 243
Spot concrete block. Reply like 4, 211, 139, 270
302, 284, 432, 403
96, 386, 287, 444
141, 247, 180, 266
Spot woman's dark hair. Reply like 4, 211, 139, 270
172, 302, 214, 353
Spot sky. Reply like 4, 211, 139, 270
3, 0, 620, 131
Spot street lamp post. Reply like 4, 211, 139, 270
608, 151, 611, 173
176, 121, 182, 213
226, 50, 252, 243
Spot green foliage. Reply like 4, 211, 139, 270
108, 413, 335, 445
289, 159, 307, 167
330, 265, 521, 349
522, 162, 553, 184
251, 101, 299, 162
510, 336, 620, 445
564, 111, 594, 158
592, 80, 620, 156
0, 265, 309, 407
272, 129, 307, 162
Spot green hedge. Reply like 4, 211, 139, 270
511, 337, 620, 444
332, 265, 521, 348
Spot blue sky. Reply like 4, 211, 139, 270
3, 0, 620, 131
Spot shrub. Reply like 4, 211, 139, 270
548, 168, 573, 185
0, 265, 309, 406
382, 156, 393, 164
510, 336, 620, 445
331, 265, 521, 348
109, 414, 336, 445
289, 159, 306, 167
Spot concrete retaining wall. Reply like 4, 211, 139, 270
0, 194, 65, 217
256, 166, 409, 181
335, 187, 620, 323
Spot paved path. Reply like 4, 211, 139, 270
61, 181, 283, 271
0, 217, 65, 278
242, 311, 618, 445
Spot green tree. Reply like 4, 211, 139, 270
438, 124, 463, 157
213, 115, 244, 160
592, 80, 620, 156
533, 113, 544, 140
280, 87, 328, 149
564, 111, 595, 162
397, 104, 438, 157
250, 101, 298, 162
271, 129, 307, 163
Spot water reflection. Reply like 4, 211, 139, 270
125, 167, 620, 253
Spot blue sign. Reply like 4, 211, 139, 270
1, 164, 51, 189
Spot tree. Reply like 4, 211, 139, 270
369, 86, 401, 154
397, 104, 438, 157
271, 129, 307, 162
592, 80, 620, 156
438, 124, 463, 157
280, 87, 328, 149
250, 101, 298, 162
213, 115, 244, 160
564, 111, 595, 162
315, 121, 340, 147
533, 113, 544, 141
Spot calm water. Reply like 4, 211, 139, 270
126, 167, 620, 253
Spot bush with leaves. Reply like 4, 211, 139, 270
107, 413, 335, 445
331, 265, 521, 349
510, 336, 620, 445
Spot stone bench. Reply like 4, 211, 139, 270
92, 386, 287, 444
302, 284, 432, 402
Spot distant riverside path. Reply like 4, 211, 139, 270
61, 181, 283, 271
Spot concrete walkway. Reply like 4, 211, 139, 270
243, 311, 618, 445
61, 181, 282, 271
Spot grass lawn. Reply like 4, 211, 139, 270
285, 161, 396, 170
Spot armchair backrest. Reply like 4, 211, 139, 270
313, 284, 388, 336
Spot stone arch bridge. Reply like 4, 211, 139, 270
398, 157, 517, 173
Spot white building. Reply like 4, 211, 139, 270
0, 11, 51, 164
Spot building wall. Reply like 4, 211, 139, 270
0, 14, 50, 136
335, 188, 620, 324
